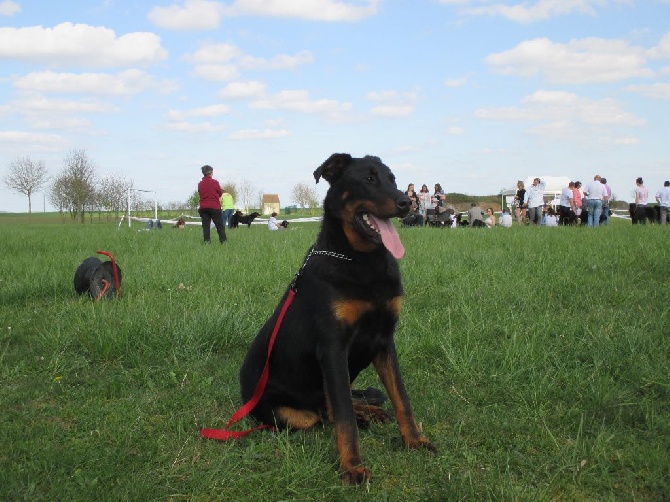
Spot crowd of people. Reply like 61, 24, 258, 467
404, 176, 670, 228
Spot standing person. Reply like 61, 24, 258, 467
635, 177, 649, 225
655, 180, 670, 225
513, 181, 527, 224
558, 181, 576, 225
573, 181, 583, 217
583, 174, 608, 227
600, 177, 612, 225
405, 183, 419, 213
221, 189, 235, 229
526, 178, 546, 225
197, 165, 227, 244
418, 184, 431, 225
433, 183, 445, 208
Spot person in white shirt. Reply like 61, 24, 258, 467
600, 177, 612, 226
635, 177, 649, 224
656, 180, 670, 225
526, 178, 546, 225
542, 206, 559, 226
499, 208, 513, 227
558, 181, 576, 225
267, 212, 287, 231
583, 175, 608, 227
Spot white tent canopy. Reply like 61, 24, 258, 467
501, 176, 572, 208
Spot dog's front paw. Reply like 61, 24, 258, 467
407, 435, 437, 454
340, 464, 372, 485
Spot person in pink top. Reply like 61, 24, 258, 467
572, 181, 583, 216
197, 165, 227, 244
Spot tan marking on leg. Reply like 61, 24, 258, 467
275, 407, 321, 429
387, 296, 403, 318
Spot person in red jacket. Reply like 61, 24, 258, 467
197, 165, 227, 244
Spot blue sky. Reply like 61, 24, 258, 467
1, 0, 669, 212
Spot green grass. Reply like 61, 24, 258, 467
1, 217, 668, 500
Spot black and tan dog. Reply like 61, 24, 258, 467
239, 153, 435, 484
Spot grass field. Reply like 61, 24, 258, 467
1, 216, 668, 501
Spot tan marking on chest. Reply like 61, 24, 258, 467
332, 299, 375, 326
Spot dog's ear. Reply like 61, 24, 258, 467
313, 153, 353, 184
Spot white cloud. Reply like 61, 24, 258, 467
188, 43, 242, 63
221, 0, 380, 21
444, 77, 467, 88
367, 90, 417, 117
447, 126, 464, 135
0, 130, 67, 149
194, 64, 240, 81
147, 0, 224, 30
486, 37, 653, 84
229, 128, 290, 140
13, 70, 156, 97
475, 90, 644, 143
238, 50, 313, 70
9, 95, 120, 116
463, 0, 632, 24
626, 83, 670, 100
186, 43, 313, 81
148, 0, 380, 29
219, 81, 267, 99
0, 0, 20, 16
648, 33, 670, 59
370, 105, 414, 117
166, 104, 231, 121
251, 90, 352, 116
0, 22, 167, 68
164, 121, 227, 132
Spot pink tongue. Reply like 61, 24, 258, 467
369, 215, 405, 259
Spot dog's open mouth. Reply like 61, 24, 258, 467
358, 213, 405, 259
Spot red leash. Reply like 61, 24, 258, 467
96, 250, 121, 299
200, 289, 296, 440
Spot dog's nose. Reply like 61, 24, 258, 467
397, 195, 411, 214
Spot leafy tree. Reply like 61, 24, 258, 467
2, 156, 49, 214
187, 190, 199, 211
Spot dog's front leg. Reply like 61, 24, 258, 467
320, 350, 371, 485
373, 345, 436, 453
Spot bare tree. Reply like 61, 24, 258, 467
50, 149, 97, 223
291, 182, 319, 214
221, 181, 238, 205
3, 156, 49, 214
98, 174, 133, 219
68, 150, 96, 223
238, 179, 255, 212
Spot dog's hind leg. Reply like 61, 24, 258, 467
275, 407, 321, 429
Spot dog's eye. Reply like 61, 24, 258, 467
365, 175, 375, 183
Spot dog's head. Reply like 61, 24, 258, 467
313, 153, 410, 258
249, 212, 260, 219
